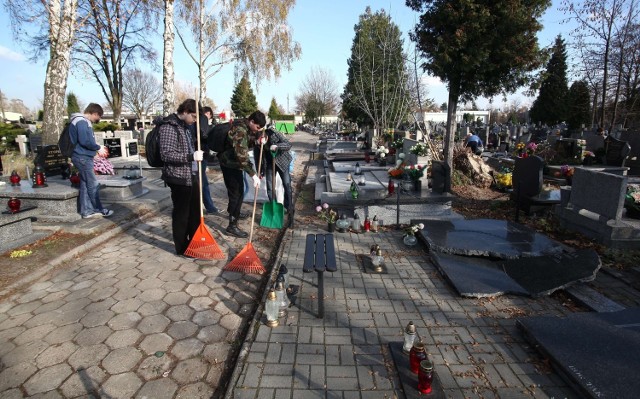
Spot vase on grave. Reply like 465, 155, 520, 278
403, 235, 417, 246
7, 197, 21, 213
327, 222, 336, 233
413, 180, 422, 192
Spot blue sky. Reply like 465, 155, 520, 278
0, 1, 570, 114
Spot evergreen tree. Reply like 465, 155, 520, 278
529, 35, 569, 125
341, 7, 410, 130
66, 93, 80, 117
566, 80, 591, 130
268, 98, 281, 120
230, 73, 258, 118
407, 0, 548, 183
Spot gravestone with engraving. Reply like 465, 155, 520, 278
127, 141, 138, 156
103, 137, 122, 158
431, 161, 451, 194
28, 135, 42, 154
34, 145, 69, 177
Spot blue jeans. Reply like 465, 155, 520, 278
201, 160, 218, 212
71, 155, 104, 216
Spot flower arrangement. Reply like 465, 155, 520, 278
392, 138, 405, 149
494, 171, 513, 189
404, 223, 424, 237
94, 156, 115, 175
559, 165, 574, 178
625, 185, 640, 218
403, 164, 426, 181
316, 203, 338, 224
376, 146, 390, 158
409, 143, 429, 156
514, 142, 526, 157
388, 166, 404, 179
525, 142, 537, 155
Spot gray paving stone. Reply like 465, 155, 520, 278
13, 323, 56, 345
74, 325, 112, 345
139, 333, 173, 355
197, 324, 229, 343
168, 320, 198, 339
172, 358, 208, 384
138, 300, 168, 316
164, 291, 191, 306
192, 310, 220, 326
102, 347, 143, 374
3, 340, 48, 367
138, 314, 171, 334
0, 362, 37, 391
166, 304, 195, 321
68, 344, 109, 369
171, 337, 205, 360
136, 378, 178, 399
36, 341, 77, 368
137, 355, 173, 380
24, 363, 72, 395
108, 311, 142, 330
174, 381, 214, 398
59, 366, 106, 397
101, 372, 143, 398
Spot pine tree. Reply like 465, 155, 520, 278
230, 73, 258, 118
529, 35, 569, 125
66, 93, 80, 117
268, 98, 281, 120
341, 7, 409, 130
566, 80, 591, 130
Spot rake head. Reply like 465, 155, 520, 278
224, 242, 265, 274
184, 220, 226, 260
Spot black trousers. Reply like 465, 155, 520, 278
220, 165, 245, 219
167, 176, 201, 255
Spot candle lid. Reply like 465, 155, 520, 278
420, 359, 433, 371
267, 289, 277, 300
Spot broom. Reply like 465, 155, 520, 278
224, 132, 266, 274
184, 98, 225, 260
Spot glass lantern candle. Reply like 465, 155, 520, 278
351, 213, 361, 233
336, 214, 350, 233
277, 264, 290, 292
10, 170, 21, 186
418, 360, 434, 394
371, 248, 384, 272
7, 197, 21, 213
371, 215, 379, 232
354, 162, 361, 175
409, 342, 427, 374
403, 321, 417, 353
349, 181, 359, 199
388, 179, 395, 195
265, 289, 279, 327
274, 279, 289, 318
32, 165, 47, 188
364, 152, 371, 163
364, 216, 371, 232
358, 175, 366, 186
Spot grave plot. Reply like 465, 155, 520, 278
419, 219, 601, 297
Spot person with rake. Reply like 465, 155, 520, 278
218, 110, 267, 238
158, 99, 205, 257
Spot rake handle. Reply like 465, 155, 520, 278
195, 96, 204, 218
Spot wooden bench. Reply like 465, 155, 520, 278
303, 233, 337, 318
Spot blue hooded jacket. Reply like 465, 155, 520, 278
69, 113, 101, 158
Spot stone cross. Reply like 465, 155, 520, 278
15, 135, 29, 156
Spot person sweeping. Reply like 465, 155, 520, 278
158, 99, 204, 257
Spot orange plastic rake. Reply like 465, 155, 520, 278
224, 136, 266, 274
184, 98, 225, 260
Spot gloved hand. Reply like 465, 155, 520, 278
252, 174, 261, 189
193, 150, 204, 162
270, 144, 278, 152
257, 135, 267, 145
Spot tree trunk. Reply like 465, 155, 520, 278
444, 89, 459, 190
162, 0, 176, 116
42, 0, 77, 144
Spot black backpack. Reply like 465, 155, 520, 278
208, 119, 243, 154
58, 116, 83, 157
145, 116, 171, 167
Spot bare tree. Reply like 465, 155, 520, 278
295, 67, 340, 122
562, 0, 639, 129
123, 69, 163, 125
174, 0, 301, 103
162, 0, 176, 115
73, 0, 158, 125
5, 0, 79, 143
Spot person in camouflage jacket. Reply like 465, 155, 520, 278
217, 110, 266, 238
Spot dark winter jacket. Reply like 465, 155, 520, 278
256, 126, 292, 173
217, 120, 257, 177
159, 114, 196, 186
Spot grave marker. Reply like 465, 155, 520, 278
104, 137, 122, 157
34, 145, 69, 177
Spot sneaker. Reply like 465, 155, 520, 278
82, 212, 102, 219
101, 209, 114, 217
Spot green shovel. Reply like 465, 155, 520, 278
260, 150, 284, 229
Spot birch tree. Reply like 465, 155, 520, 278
5, 0, 79, 143
175, 0, 301, 104
162, 0, 176, 115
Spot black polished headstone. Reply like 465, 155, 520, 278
28, 135, 43, 153
104, 137, 122, 158
517, 308, 640, 399
431, 161, 450, 194
502, 249, 601, 296
127, 141, 138, 156
420, 219, 567, 259
513, 155, 544, 198
431, 252, 528, 297
34, 145, 69, 177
